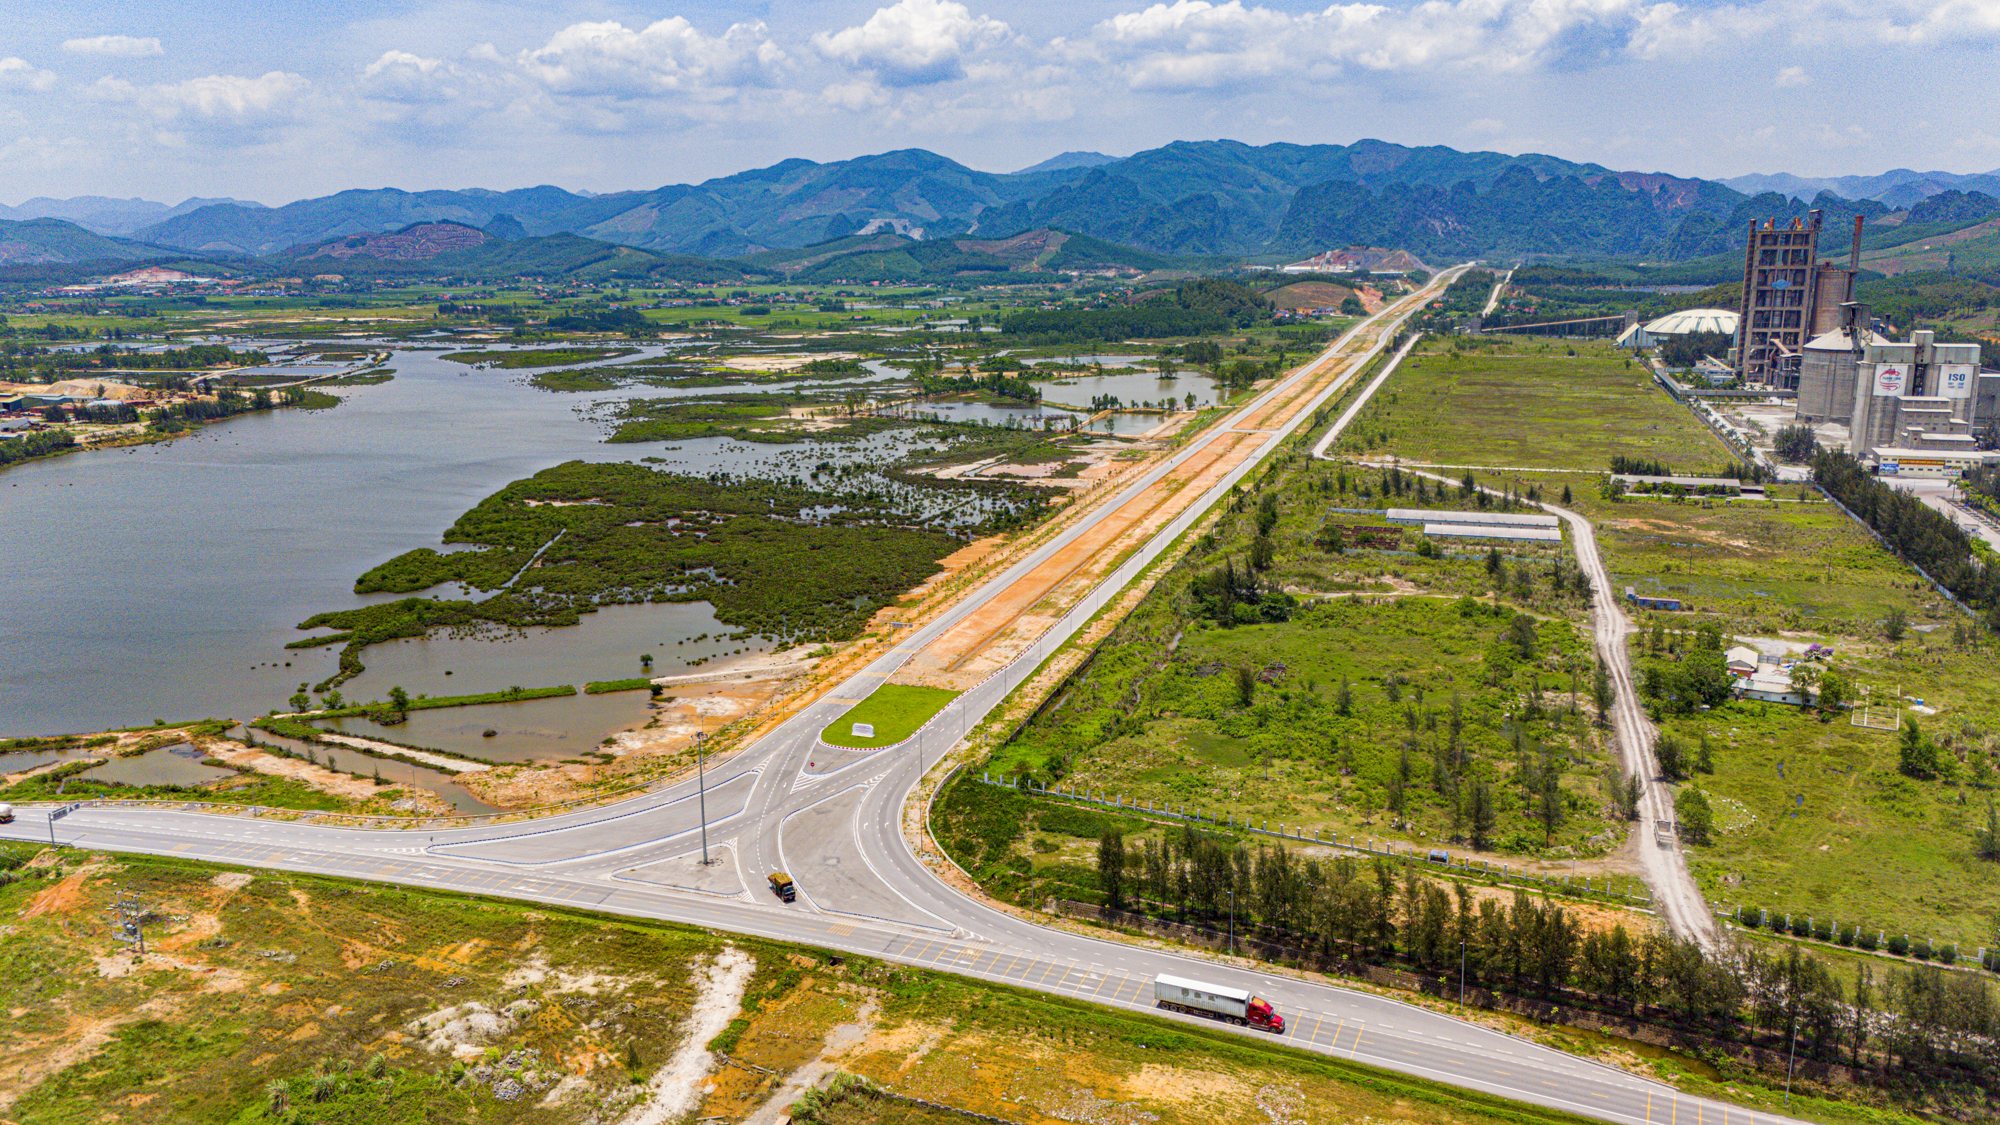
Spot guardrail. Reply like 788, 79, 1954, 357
975, 774, 1653, 907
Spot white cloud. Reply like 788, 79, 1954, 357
0, 57, 57, 94
1774, 64, 1808, 86
1074, 0, 2000, 89
154, 72, 311, 122
359, 51, 464, 104
517, 17, 786, 100
814, 0, 1011, 86
62, 35, 165, 58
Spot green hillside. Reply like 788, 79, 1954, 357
0, 218, 183, 265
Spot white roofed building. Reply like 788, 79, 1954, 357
1616, 308, 1741, 351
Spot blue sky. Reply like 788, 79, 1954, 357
4, 0, 1998, 204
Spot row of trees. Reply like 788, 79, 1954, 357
1814, 452, 2000, 627
1096, 830, 1998, 1075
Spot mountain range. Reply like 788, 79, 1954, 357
12, 140, 2000, 275
0, 195, 263, 236
1720, 168, 2000, 207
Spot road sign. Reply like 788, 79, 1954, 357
49, 804, 73, 822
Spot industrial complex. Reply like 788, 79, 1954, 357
1704, 209, 2000, 477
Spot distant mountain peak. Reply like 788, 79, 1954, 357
1012, 151, 1119, 176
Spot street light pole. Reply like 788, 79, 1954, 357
1228, 887, 1236, 956
1459, 940, 1466, 1011
696, 731, 711, 866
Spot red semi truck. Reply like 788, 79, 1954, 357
1154, 973, 1285, 1032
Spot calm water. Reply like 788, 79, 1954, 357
79, 743, 224, 787
322, 689, 658, 765
0, 344, 870, 738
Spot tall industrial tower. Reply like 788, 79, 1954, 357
1735, 211, 1863, 387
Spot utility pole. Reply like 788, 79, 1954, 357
1784, 1014, 1799, 1107
1459, 940, 1467, 1011
696, 731, 711, 866
1228, 887, 1236, 956
108, 887, 146, 955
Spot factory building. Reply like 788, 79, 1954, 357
1615, 307, 1740, 352
1793, 303, 1997, 473
1735, 212, 1863, 387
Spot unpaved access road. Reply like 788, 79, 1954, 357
1323, 418, 1718, 948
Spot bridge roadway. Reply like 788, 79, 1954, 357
2, 274, 1797, 1125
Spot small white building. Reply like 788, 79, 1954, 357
1724, 645, 1761, 676
1735, 669, 1808, 706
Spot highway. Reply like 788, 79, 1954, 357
3, 274, 1787, 1125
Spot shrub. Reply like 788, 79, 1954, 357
1836, 924, 1856, 946
1790, 914, 1811, 938
1812, 919, 1833, 941
1940, 943, 1958, 964
1888, 933, 1910, 956
1912, 937, 1933, 960
1857, 929, 1880, 951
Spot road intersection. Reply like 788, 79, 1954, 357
5, 275, 1783, 1125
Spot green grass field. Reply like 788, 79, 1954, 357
1411, 472, 2000, 948
1348, 338, 1733, 472
821, 685, 959, 748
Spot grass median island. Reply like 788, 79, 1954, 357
0, 844, 1628, 1125
1343, 337, 1731, 471
820, 685, 959, 748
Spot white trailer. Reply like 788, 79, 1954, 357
0, 803, 12, 824
1153, 973, 1285, 1032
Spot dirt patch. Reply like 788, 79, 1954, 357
1120, 1064, 1253, 1105
619, 945, 755, 1125
20, 859, 118, 919
211, 872, 255, 892
0, 1015, 125, 1113
210, 742, 433, 807
1602, 517, 1754, 552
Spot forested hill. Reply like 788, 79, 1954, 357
86, 139, 2000, 266
120, 139, 1823, 264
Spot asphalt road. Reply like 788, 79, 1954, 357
4, 276, 1793, 1125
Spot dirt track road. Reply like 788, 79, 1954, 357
1326, 371, 1717, 946
1539, 503, 1720, 948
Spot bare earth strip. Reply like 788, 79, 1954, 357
891, 290, 1438, 693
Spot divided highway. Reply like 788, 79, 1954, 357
5, 274, 1777, 1125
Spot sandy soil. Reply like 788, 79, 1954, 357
0, 379, 155, 400
893, 429, 1262, 691
314, 734, 490, 773
715, 352, 864, 373
619, 947, 755, 1125
208, 742, 452, 812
